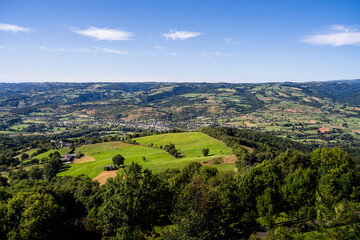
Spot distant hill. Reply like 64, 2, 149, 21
1, 80, 360, 145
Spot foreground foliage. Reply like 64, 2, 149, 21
0, 146, 359, 239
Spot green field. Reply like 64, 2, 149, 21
135, 132, 233, 159
15, 148, 39, 159
58, 132, 235, 179
34, 148, 70, 160
59, 144, 174, 178
8, 124, 30, 131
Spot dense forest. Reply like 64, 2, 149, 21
0, 146, 359, 239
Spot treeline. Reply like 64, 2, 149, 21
200, 127, 315, 167
0, 147, 359, 239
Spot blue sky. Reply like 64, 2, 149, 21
0, 0, 360, 83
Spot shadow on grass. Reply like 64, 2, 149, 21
59, 165, 71, 173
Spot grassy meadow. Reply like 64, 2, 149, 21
57, 132, 235, 179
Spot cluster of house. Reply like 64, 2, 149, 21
50, 140, 71, 148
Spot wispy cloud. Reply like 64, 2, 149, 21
302, 25, 360, 46
0, 23, 31, 33
154, 46, 165, 50
163, 29, 202, 40
72, 26, 133, 41
93, 47, 128, 55
39, 46, 128, 55
39, 46, 92, 53
225, 37, 241, 45
199, 52, 233, 57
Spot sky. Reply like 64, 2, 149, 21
0, 0, 360, 83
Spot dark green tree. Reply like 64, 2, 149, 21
97, 162, 171, 238
168, 168, 238, 240
21, 153, 29, 161
202, 147, 209, 157
28, 166, 44, 181
112, 154, 125, 166
280, 167, 316, 220
43, 158, 62, 182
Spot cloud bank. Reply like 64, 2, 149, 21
72, 26, 133, 41
0, 23, 31, 33
302, 25, 360, 46
163, 29, 202, 40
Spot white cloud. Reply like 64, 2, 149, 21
302, 25, 360, 46
199, 52, 233, 57
39, 46, 92, 53
170, 52, 177, 56
163, 29, 202, 40
154, 46, 165, 49
39, 46, 129, 55
0, 23, 31, 33
93, 47, 128, 55
225, 37, 241, 45
72, 26, 133, 41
